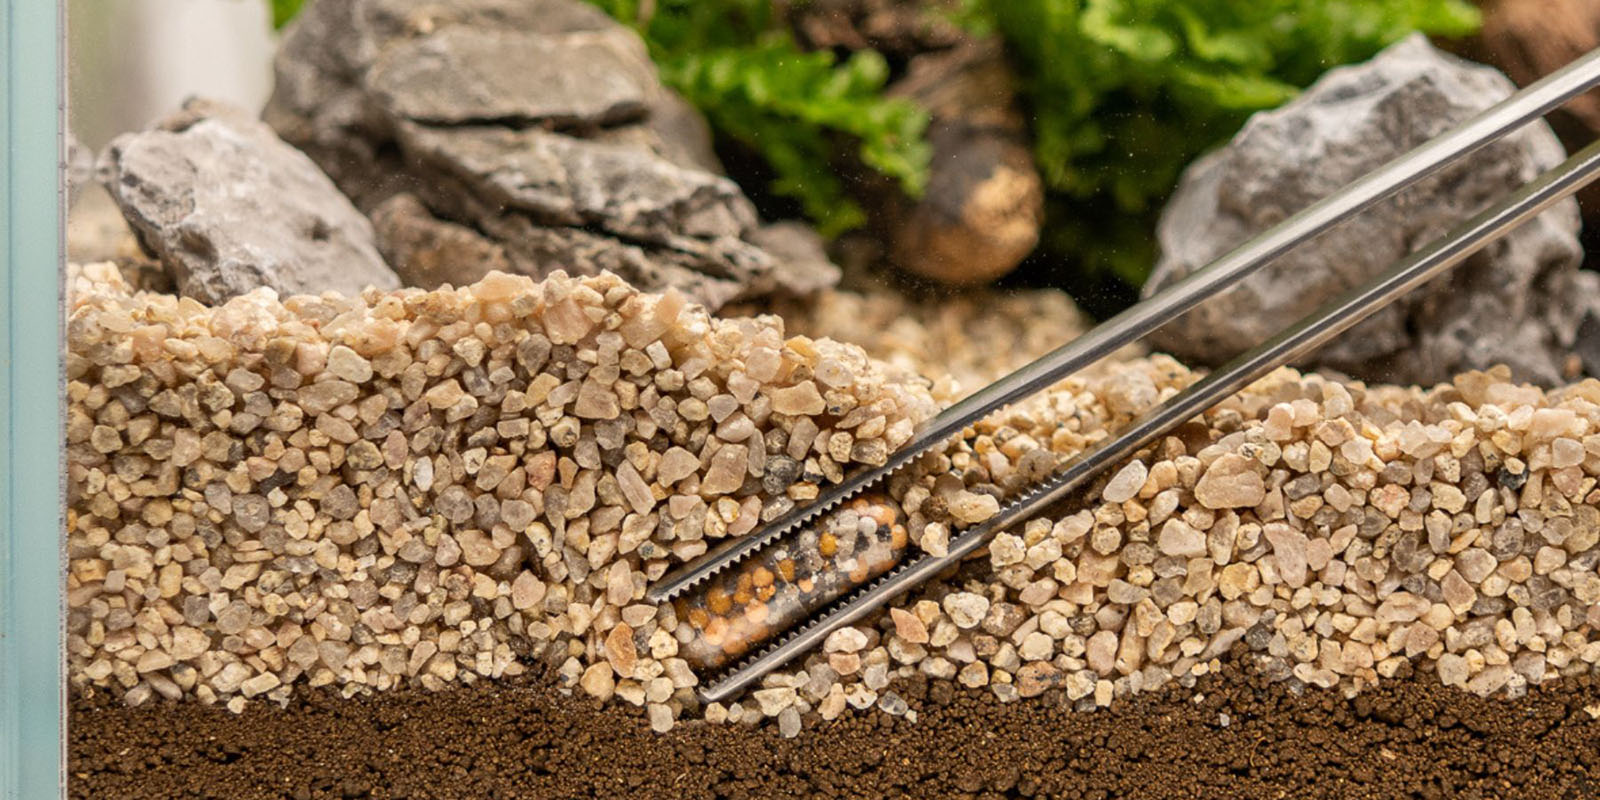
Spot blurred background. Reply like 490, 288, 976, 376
68, 0, 274, 150
65, 0, 1600, 385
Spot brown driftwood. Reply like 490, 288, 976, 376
1479, 0, 1600, 133
1477, 0, 1600, 221
785, 0, 1044, 285
884, 40, 1043, 284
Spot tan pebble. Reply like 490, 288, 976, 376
818, 686, 847, 721
752, 687, 797, 716
1015, 662, 1063, 698
921, 523, 950, 557
1440, 570, 1476, 614
1156, 519, 1206, 558
455, 530, 501, 567
648, 703, 675, 733
1194, 454, 1265, 509
1375, 592, 1430, 624
580, 662, 615, 701
605, 623, 637, 677
823, 627, 869, 653
423, 379, 465, 409
574, 378, 621, 420
239, 672, 281, 698
657, 447, 700, 486
890, 608, 929, 644
325, 345, 373, 382
1086, 630, 1118, 674
169, 627, 211, 661
701, 445, 747, 495
949, 491, 1001, 525
989, 533, 1026, 567
943, 593, 990, 629
1551, 437, 1585, 468
606, 561, 634, 606
828, 651, 862, 675
1102, 461, 1147, 504
1437, 653, 1469, 687
1262, 523, 1308, 588
771, 382, 826, 416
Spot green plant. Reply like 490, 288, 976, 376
270, 0, 304, 29
592, 1, 930, 237
266, 0, 927, 237
961, 0, 1481, 285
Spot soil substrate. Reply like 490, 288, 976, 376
70, 653, 1600, 800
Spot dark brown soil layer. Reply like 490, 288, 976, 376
70, 656, 1600, 800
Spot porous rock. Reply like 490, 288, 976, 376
1146, 35, 1598, 386
97, 98, 399, 303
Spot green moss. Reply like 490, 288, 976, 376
592, 0, 930, 237
270, 0, 305, 29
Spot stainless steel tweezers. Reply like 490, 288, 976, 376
653, 48, 1600, 703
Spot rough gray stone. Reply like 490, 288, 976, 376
264, 0, 837, 309
746, 221, 845, 297
1579, 311, 1600, 379
365, 27, 656, 128
394, 122, 752, 242
1145, 35, 1598, 386
370, 192, 511, 289
98, 98, 400, 304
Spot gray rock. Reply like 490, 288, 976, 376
1145, 35, 1598, 386
370, 192, 511, 289
98, 99, 400, 304
365, 27, 656, 128
394, 122, 753, 242
264, 0, 837, 309
746, 222, 844, 297
1578, 311, 1600, 379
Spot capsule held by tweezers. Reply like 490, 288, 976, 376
675, 496, 907, 671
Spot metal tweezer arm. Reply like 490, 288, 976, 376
700, 130, 1600, 703
649, 46, 1600, 604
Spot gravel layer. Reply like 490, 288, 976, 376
64, 262, 1600, 736
64, 263, 934, 718
764, 283, 1102, 404
732, 340, 1600, 732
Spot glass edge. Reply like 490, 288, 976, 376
1, 0, 67, 797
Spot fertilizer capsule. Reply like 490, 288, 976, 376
676, 495, 908, 671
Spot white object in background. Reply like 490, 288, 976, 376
69, 0, 275, 149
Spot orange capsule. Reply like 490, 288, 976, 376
744, 602, 770, 626
687, 607, 710, 629
866, 504, 896, 527
890, 523, 907, 549
702, 616, 727, 647
721, 636, 749, 657
750, 566, 774, 588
